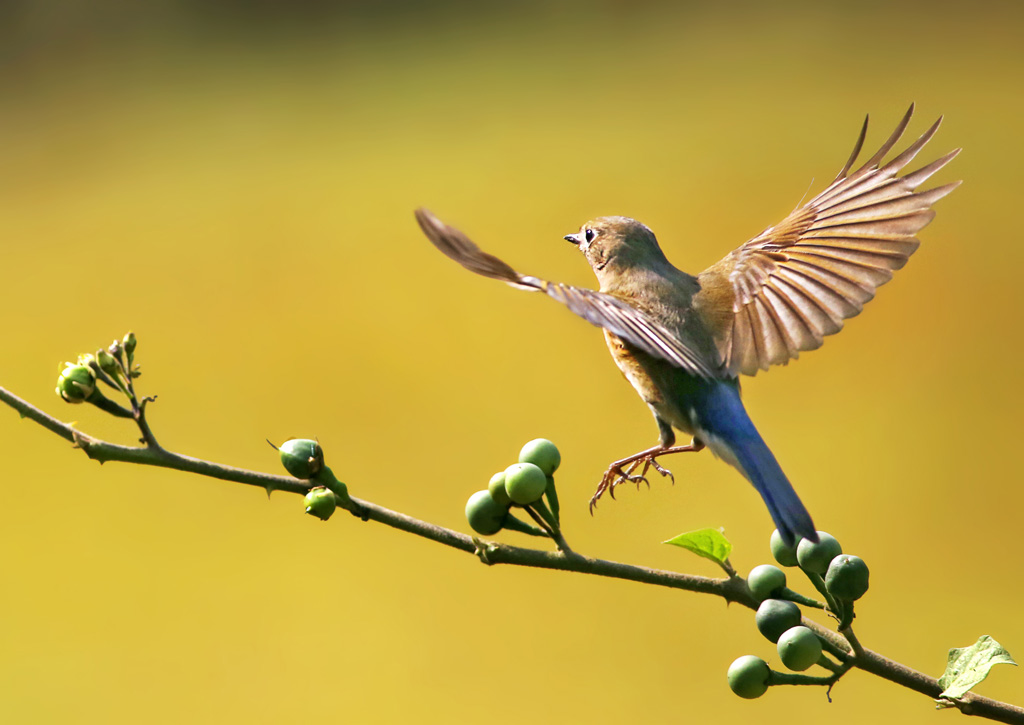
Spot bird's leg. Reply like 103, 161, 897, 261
589, 427, 705, 513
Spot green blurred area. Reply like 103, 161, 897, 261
1, 2, 1022, 723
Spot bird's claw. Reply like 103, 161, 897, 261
589, 453, 675, 513
647, 457, 675, 485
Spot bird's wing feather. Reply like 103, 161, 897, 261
415, 208, 716, 378
696, 104, 961, 377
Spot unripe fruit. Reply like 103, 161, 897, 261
747, 564, 787, 600
279, 439, 324, 479
304, 486, 337, 520
518, 439, 561, 476
96, 349, 120, 377
777, 626, 822, 671
796, 531, 842, 574
770, 528, 800, 567
465, 490, 508, 535
123, 331, 137, 356
825, 554, 870, 601
727, 655, 771, 699
56, 363, 96, 403
488, 471, 511, 506
503, 462, 547, 505
755, 599, 802, 644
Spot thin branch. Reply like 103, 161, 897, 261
1, 383, 1022, 724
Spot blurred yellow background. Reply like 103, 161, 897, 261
1, 1, 1021, 722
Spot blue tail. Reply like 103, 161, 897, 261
692, 382, 816, 546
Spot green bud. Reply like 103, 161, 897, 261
518, 438, 561, 476
108, 339, 122, 358
755, 598, 802, 644
796, 532, 842, 574
123, 331, 137, 356
56, 363, 96, 403
825, 554, 870, 601
727, 655, 771, 699
304, 486, 337, 521
488, 471, 511, 506
747, 564, 787, 600
770, 528, 800, 567
777, 626, 822, 672
278, 439, 324, 479
465, 490, 508, 535
503, 462, 547, 505
96, 349, 120, 377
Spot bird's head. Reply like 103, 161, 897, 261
564, 216, 668, 285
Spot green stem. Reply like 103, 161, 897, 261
501, 513, 548, 537
837, 599, 856, 631
803, 569, 844, 621
544, 475, 560, 524
815, 654, 842, 674
814, 630, 851, 662
776, 586, 825, 609
527, 498, 559, 533
769, 671, 834, 687
85, 389, 134, 419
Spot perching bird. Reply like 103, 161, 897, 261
415, 105, 959, 545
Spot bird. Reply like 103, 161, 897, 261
414, 105, 959, 545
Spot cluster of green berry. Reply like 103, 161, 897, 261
465, 439, 562, 539
54, 332, 141, 417
728, 529, 870, 699
273, 438, 351, 520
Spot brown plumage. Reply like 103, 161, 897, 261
695, 105, 960, 375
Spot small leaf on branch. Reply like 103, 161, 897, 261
663, 527, 732, 566
936, 635, 1016, 703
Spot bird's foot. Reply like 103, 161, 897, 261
589, 441, 704, 514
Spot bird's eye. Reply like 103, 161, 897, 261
584, 228, 596, 243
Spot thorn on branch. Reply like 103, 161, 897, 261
472, 537, 495, 565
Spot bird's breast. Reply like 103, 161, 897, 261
604, 331, 664, 407
604, 330, 707, 437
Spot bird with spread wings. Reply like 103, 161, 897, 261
415, 105, 959, 542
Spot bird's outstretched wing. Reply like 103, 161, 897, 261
415, 208, 717, 378
696, 104, 961, 377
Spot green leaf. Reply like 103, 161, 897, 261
936, 635, 1017, 703
663, 527, 732, 565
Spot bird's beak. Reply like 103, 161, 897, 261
564, 232, 584, 245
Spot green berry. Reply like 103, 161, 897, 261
488, 471, 511, 507
279, 439, 324, 479
777, 626, 822, 671
518, 439, 561, 476
825, 554, 870, 601
770, 528, 800, 567
465, 490, 508, 535
796, 532, 842, 574
755, 599, 802, 644
727, 655, 771, 699
304, 486, 337, 520
747, 564, 787, 599
503, 462, 547, 505
55, 363, 96, 403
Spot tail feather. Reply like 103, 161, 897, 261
694, 383, 817, 546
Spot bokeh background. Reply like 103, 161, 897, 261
1, 1, 1021, 722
